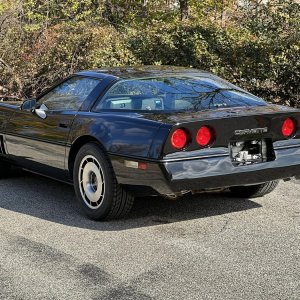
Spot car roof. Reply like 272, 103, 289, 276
75, 65, 211, 80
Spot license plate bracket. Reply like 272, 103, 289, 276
230, 139, 275, 166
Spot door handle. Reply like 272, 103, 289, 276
59, 122, 69, 128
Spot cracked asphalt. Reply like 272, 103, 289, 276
0, 169, 299, 299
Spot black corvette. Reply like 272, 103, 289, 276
1, 66, 300, 220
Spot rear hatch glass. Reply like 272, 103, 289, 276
95, 76, 267, 112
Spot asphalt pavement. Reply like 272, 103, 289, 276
0, 169, 299, 299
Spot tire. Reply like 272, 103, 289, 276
73, 142, 134, 220
0, 159, 11, 179
229, 180, 279, 198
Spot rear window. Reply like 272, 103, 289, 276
94, 76, 266, 112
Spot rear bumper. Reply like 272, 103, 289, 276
110, 145, 300, 195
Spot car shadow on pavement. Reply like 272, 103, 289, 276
0, 168, 262, 231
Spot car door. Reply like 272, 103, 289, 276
5, 76, 101, 180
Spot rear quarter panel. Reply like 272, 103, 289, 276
68, 112, 170, 159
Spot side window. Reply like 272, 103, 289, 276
94, 80, 164, 111
38, 76, 100, 111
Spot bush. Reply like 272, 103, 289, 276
0, 22, 138, 98
0, 0, 299, 107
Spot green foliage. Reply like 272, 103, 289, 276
0, 0, 299, 106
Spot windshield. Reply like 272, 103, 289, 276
95, 76, 266, 112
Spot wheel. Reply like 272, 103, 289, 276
229, 180, 279, 198
73, 142, 134, 220
0, 159, 11, 179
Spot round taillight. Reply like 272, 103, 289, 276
196, 126, 212, 147
171, 128, 187, 149
282, 118, 295, 137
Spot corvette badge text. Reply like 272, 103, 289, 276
234, 127, 268, 135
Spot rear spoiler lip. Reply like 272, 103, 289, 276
140, 104, 300, 125
172, 108, 300, 126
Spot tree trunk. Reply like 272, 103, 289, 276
221, 0, 225, 27
104, 0, 114, 24
179, 0, 189, 21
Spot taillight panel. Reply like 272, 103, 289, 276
166, 114, 300, 155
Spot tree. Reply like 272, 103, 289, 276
179, 0, 189, 20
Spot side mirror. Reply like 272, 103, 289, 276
21, 98, 36, 111
21, 98, 47, 119
35, 108, 47, 119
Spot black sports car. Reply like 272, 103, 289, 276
1, 66, 300, 220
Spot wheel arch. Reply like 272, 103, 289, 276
68, 135, 106, 178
